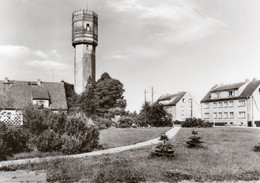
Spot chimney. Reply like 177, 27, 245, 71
37, 79, 41, 85
4, 77, 9, 83
245, 78, 250, 83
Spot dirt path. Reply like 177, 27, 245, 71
0, 127, 181, 169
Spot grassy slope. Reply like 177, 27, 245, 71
99, 127, 172, 149
6, 127, 260, 182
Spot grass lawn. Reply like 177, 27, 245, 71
4, 127, 260, 182
99, 127, 172, 149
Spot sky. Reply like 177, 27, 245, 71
1, 0, 260, 112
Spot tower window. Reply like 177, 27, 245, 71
86, 24, 90, 31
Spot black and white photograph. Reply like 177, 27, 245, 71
0, 0, 260, 182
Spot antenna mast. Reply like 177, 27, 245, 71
87, 0, 88, 10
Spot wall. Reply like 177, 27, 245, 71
202, 99, 248, 126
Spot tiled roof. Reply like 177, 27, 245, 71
211, 82, 245, 92
158, 94, 178, 101
201, 80, 260, 103
0, 80, 67, 110
158, 92, 186, 106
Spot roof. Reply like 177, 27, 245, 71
158, 94, 178, 101
0, 80, 68, 110
211, 82, 245, 92
158, 92, 186, 106
201, 80, 260, 103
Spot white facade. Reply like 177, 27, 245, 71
201, 79, 260, 127
159, 92, 200, 121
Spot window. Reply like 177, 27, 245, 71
181, 114, 184, 119
204, 113, 209, 119
239, 100, 245, 107
213, 112, 217, 119
181, 106, 184, 111
213, 102, 217, 108
259, 88, 260, 95
223, 101, 228, 108
86, 23, 90, 31
224, 112, 228, 119
218, 112, 222, 119
182, 98, 186, 103
218, 102, 222, 108
228, 90, 235, 96
229, 112, 234, 119
214, 92, 220, 98
230, 122, 233, 125
204, 103, 209, 109
229, 101, 234, 107
239, 111, 246, 119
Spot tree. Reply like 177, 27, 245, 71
186, 130, 204, 148
64, 81, 78, 110
94, 73, 126, 118
78, 78, 97, 117
137, 102, 172, 127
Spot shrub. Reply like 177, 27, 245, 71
117, 116, 134, 128
215, 122, 226, 126
151, 134, 174, 157
173, 120, 182, 125
0, 122, 29, 160
186, 130, 204, 148
93, 117, 113, 130
61, 135, 82, 155
34, 129, 62, 152
23, 104, 50, 135
23, 107, 100, 154
181, 118, 213, 128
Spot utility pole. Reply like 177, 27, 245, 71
144, 89, 147, 103
144, 89, 147, 126
151, 87, 154, 104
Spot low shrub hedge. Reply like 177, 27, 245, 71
181, 118, 213, 128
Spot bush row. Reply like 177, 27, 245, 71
181, 118, 213, 128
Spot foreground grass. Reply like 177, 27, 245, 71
3, 127, 260, 182
99, 127, 172, 149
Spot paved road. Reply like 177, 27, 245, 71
0, 127, 181, 168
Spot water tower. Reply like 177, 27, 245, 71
72, 9, 98, 94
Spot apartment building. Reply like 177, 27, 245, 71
201, 79, 260, 127
158, 92, 199, 121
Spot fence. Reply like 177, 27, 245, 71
0, 113, 23, 125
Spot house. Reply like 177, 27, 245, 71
201, 78, 260, 127
157, 92, 200, 121
0, 78, 68, 125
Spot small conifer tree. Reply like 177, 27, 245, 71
151, 133, 174, 157
186, 130, 204, 148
